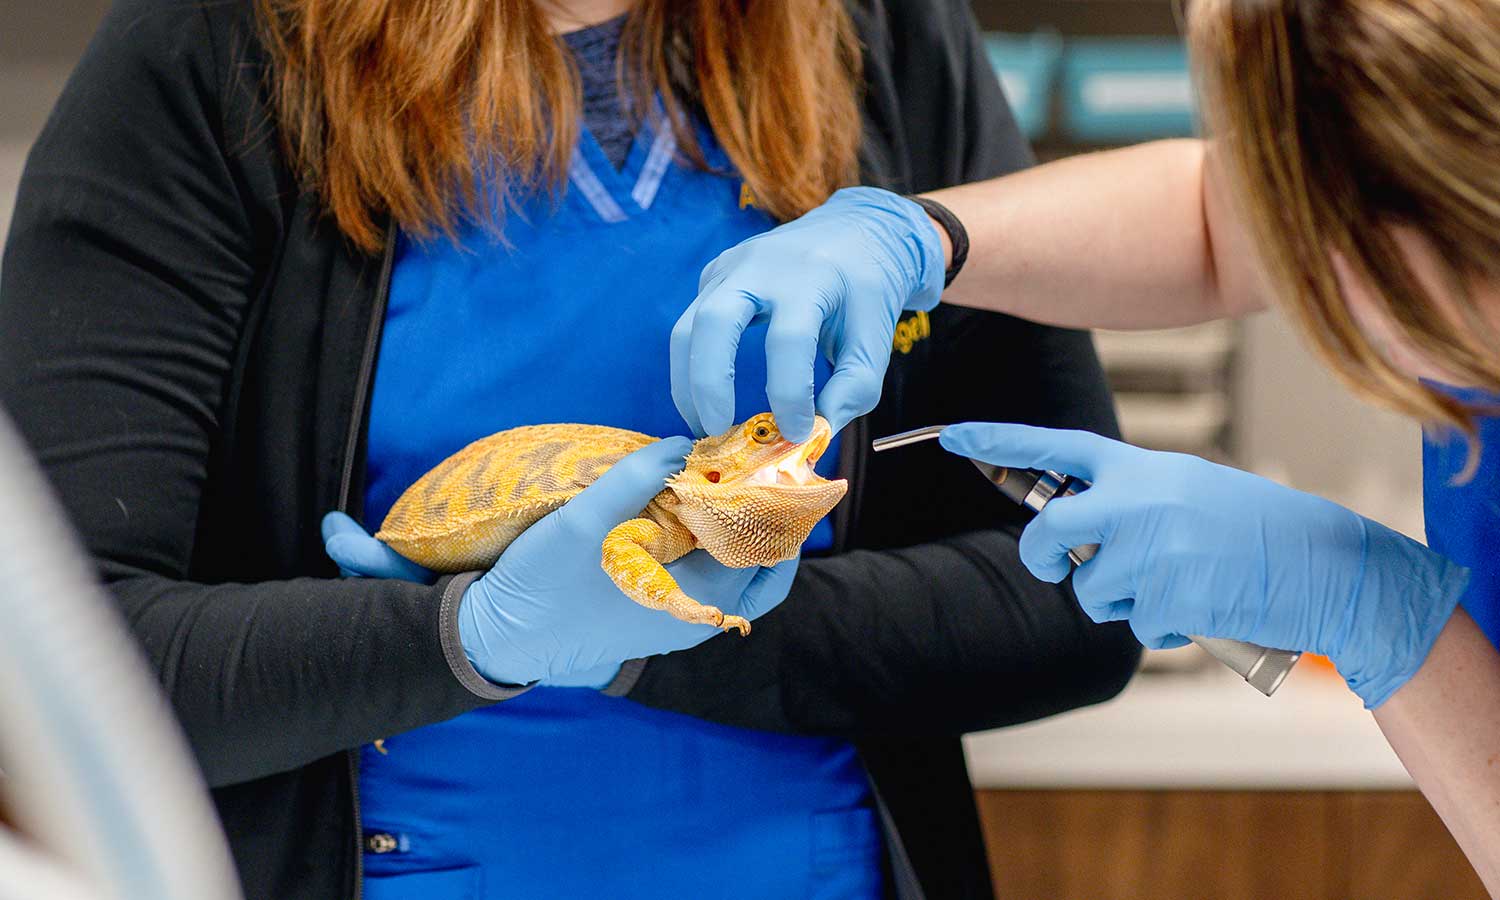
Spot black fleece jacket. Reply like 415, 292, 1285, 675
0, 0, 1141, 897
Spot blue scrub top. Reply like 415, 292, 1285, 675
1424, 389, 1500, 645
358, 115, 882, 900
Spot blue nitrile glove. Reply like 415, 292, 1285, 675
324, 439, 798, 690
323, 512, 435, 582
324, 515, 631, 688
940, 423, 1471, 708
325, 511, 621, 687
671, 186, 945, 442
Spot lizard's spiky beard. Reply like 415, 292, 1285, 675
667, 414, 848, 566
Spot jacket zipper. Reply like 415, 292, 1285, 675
342, 225, 398, 900
347, 750, 365, 900
337, 227, 398, 512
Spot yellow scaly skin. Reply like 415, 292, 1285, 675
376, 413, 848, 635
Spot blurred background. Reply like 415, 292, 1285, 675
0, 0, 1477, 897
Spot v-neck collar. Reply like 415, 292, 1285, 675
568, 108, 677, 223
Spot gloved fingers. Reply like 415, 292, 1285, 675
939, 422, 1122, 482
1132, 625, 1193, 652
1118, 575, 1214, 651
323, 510, 422, 579
669, 306, 706, 437
327, 542, 366, 578
325, 531, 434, 583
1072, 568, 1192, 651
686, 284, 761, 437
736, 557, 800, 620
667, 549, 757, 599
1017, 492, 1114, 583
1119, 581, 1215, 653
563, 437, 694, 539
817, 339, 887, 437
1145, 633, 1193, 651
671, 258, 740, 436
1069, 552, 1137, 623
1076, 595, 1134, 625
321, 510, 366, 544
762, 305, 824, 443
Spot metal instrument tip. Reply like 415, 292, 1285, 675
871, 425, 947, 452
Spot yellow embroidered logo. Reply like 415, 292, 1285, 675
892, 310, 931, 354
738, 183, 758, 210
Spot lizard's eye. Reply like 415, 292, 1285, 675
705, 471, 721, 483
750, 423, 777, 444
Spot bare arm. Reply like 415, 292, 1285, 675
1375, 606, 1500, 896
923, 139, 1272, 329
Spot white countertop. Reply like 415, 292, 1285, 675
964, 650, 1413, 790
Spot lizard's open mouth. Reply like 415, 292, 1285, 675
671, 414, 848, 567
739, 422, 833, 487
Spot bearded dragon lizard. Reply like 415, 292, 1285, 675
376, 413, 847, 635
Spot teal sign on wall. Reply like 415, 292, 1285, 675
985, 33, 1199, 144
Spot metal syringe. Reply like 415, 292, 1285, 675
872, 425, 1300, 697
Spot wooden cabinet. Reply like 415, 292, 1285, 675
976, 790, 1486, 899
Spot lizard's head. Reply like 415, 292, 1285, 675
667, 412, 849, 567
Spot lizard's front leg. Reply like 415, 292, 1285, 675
600, 518, 751, 635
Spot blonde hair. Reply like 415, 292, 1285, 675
1189, 0, 1500, 470
255, 0, 863, 252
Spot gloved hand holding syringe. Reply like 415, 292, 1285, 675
874, 422, 1467, 708
874, 424, 1305, 696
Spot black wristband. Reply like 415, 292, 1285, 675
907, 194, 969, 288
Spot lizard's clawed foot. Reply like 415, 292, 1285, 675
718, 614, 751, 636
701, 605, 751, 636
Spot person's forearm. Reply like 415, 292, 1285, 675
627, 531, 1140, 737
1375, 606, 1500, 895
109, 568, 502, 787
923, 139, 1271, 329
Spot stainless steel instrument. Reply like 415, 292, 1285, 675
872, 425, 1300, 697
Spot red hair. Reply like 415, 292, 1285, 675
255, 0, 864, 251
